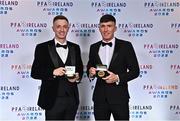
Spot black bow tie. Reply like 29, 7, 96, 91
101, 41, 112, 47
56, 43, 67, 49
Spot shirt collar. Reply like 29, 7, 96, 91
54, 38, 67, 45
102, 37, 115, 45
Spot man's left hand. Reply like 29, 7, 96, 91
67, 73, 80, 83
102, 71, 119, 84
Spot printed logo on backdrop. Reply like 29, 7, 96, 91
144, 43, 179, 57
70, 23, 98, 37
130, 105, 152, 119
76, 105, 94, 120
36, 0, 73, 15
0, 0, 18, 15
0, 43, 19, 57
171, 23, 180, 33
10, 21, 47, 36
144, 1, 180, 16
170, 105, 180, 116
11, 64, 32, 79
91, 1, 126, 16
139, 64, 153, 78
0, 86, 19, 100
118, 23, 153, 37
11, 106, 44, 120
171, 64, 180, 75
143, 84, 178, 98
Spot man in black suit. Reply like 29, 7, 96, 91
87, 14, 140, 120
31, 15, 83, 120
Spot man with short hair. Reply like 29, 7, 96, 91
31, 15, 83, 120
87, 14, 140, 120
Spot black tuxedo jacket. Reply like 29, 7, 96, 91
87, 38, 140, 104
31, 39, 83, 110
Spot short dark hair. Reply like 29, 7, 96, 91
99, 14, 116, 24
53, 15, 69, 23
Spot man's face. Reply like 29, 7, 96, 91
99, 21, 117, 42
52, 19, 69, 42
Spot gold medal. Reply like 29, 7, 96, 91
96, 64, 107, 78
97, 70, 105, 77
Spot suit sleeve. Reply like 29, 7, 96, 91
31, 45, 54, 81
118, 42, 140, 83
75, 45, 84, 81
86, 45, 96, 76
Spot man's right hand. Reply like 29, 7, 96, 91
53, 67, 66, 76
89, 67, 96, 77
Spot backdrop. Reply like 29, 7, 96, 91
0, 0, 180, 121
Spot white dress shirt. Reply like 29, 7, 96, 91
98, 37, 120, 85
99, 38, 115, 68
55, 39, 68, 64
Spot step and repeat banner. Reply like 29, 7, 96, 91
0, 0, 180, 121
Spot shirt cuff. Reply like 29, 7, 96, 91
76, 80, 80, 83
115, 75, 120, 85
89, 74, 95, 82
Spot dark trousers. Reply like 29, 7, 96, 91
94, 101, 129, 121
45, 97, 78, 121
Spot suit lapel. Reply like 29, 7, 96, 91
48, 40, 60, 68
109, 39, 120, 69
66, 42, 75, 66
